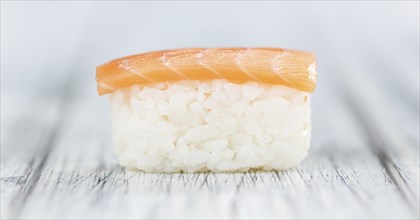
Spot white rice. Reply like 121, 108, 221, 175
109, 79, 311, 172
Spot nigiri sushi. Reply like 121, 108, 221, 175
96, 48, 317, 172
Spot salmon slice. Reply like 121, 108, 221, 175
96, 48, 317, 95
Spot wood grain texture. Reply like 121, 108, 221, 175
1, 2, 419, 219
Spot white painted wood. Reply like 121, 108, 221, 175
1, 2, 418, 219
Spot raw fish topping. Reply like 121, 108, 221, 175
96, 48, 317, 95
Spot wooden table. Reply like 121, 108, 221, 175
1, 2, 419, 219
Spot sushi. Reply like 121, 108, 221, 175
96, 48, 317, 172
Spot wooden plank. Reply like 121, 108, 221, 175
2, 80, 416, 219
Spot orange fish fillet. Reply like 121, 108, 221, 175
96, 48, 317, 95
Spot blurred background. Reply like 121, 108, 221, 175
2, 1, 418, 102
1, 1, 419, 219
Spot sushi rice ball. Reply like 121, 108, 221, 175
96, 48, 317, 172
